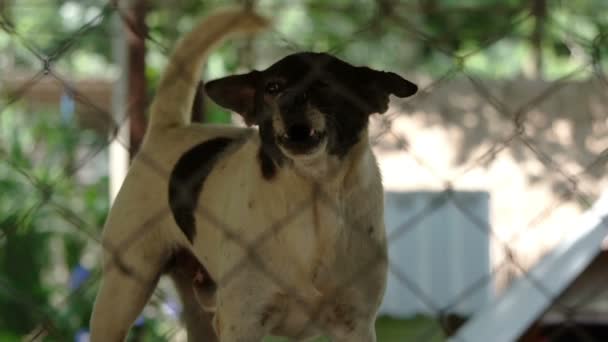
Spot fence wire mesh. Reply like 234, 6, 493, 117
1, 0, 608, 341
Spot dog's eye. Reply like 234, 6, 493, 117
265, 82, 283, 95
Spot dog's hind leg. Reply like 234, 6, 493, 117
89, 238, 167, 342
169, 250, 218, 342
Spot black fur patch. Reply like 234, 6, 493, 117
169, 137, 234, 242
258, 148, 277, 180
259, 53, 376, 158
205, 52, 417, 162
257, 119, 283, 180
164, 248, 211, 280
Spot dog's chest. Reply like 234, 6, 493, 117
286, 189, 345, 284
196, 153, 350, 287
255, 182, 347, 287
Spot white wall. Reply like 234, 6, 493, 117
379, 191, 493, 317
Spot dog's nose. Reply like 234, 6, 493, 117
295, 91, 308, 103
286, 123, 314, 142
277, 119, 326, 155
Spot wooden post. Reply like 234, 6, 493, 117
109, 2, 129, 203
125, 0, 148, 158
190, 81, 206, 123
531, 0, 546, 78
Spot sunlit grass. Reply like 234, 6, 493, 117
264, 316, 444, 342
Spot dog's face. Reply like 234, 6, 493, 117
205, 52, 417, 160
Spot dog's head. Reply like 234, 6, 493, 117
206, 52, 417, 161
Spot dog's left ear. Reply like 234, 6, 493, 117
359, 67, 417, 114
205, 71, 260, 125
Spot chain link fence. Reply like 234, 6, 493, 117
1, 0, 608, 341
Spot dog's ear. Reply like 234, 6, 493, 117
205, 71, 260, 125
358, 67, 417, 114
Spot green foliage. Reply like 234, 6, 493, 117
0, 215, 52, 335
3, 0, 112, 74
3, 0, 607, 78
0, 104, 109, 339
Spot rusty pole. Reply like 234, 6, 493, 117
125, 0, 148, 158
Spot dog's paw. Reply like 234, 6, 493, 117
321, 302, 357, 336
259, 300, 286, 328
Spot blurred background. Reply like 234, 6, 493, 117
1, 0, 607, 341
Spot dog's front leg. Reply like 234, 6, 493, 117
89, 247, 166, 342
213, 270, 283, 342
331, 322, 377, 342
321, 300, 379, 342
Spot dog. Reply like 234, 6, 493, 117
90, 7, 417, 342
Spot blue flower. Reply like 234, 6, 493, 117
69, 264, 90, 290
134, 315, 145, 327
75, 328, 89, 342
162, 298, 182, 319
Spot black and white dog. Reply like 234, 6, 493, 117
90, 7, 417, 342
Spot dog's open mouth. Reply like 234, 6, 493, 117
277, 123, 327, 155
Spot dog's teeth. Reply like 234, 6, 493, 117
309, 129, 315, 137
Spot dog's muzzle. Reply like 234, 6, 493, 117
277, 123, 326, 155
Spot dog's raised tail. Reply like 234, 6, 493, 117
148, 8, 268, 131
